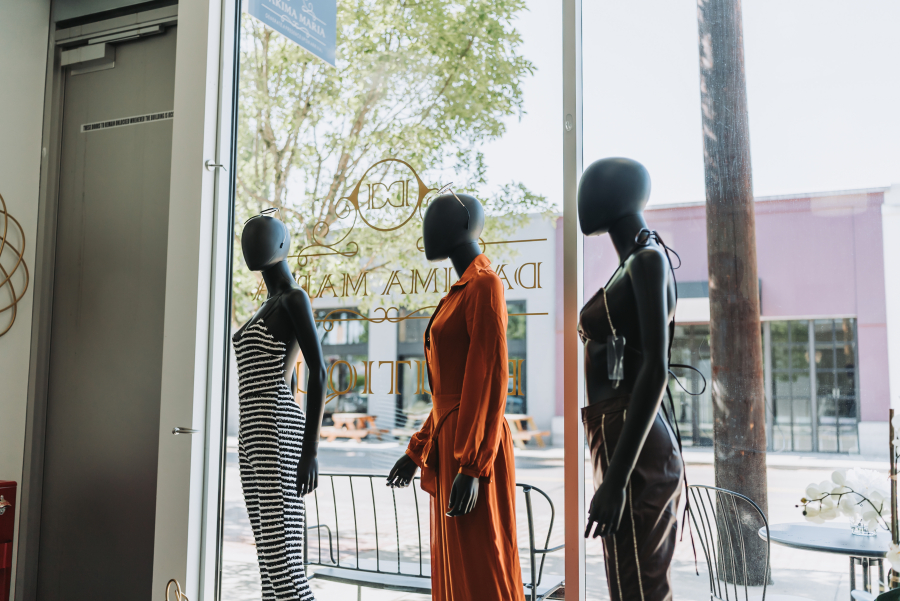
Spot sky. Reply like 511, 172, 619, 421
478, 0, 900, 209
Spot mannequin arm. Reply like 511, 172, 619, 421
586, 248, 670, 538
285, 288, 327, 495
405, 410, 435, 468
454, 274, 508, 480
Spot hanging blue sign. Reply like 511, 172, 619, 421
248, 0, 336, 66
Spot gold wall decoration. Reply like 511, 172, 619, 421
0, 192, 29, 338
317, 305, 435, 332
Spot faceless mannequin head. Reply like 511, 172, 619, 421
422, 193, 485, 261
241, 214, 291, 271
578, 157, 651, 236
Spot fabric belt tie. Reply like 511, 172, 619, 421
419, 394, 461, 496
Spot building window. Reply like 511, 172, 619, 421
313, 309, 369, 417
814, 318, 858, 453
506, 300, 527, 415
769, 320, 814, 452
767, 318, 858, 453
669, 318, 860, 453
669, 325, 713, 447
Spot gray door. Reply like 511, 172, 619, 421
37, 26, 177, 600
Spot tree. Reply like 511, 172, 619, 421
233, 0, 552, 326
697, 0, 769, 584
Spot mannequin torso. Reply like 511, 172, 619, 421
579, 240, 676, 404
233, 263, 318, 394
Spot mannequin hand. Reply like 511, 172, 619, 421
584, 480, 626, 538
296, 455, 318, 497
446, 473, 479, 517
386, 454, 418, 488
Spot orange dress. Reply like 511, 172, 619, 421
405, 254, 524, 601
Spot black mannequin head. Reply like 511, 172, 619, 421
241, 214, 290, 271
422, 193, 485, 261
578, 157, 651, 236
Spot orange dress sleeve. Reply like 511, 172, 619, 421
454, 272, 509, 479
405, 411, 434, 469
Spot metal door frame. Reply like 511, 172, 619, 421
18, 3, 238, 600
562, 0, 585, 599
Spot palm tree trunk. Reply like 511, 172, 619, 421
697, 0, 769, 585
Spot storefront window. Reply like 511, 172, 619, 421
222, 1, 563, 598
580, 0, 895, 598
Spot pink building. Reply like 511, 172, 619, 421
563, 188, 892, 455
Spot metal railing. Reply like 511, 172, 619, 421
304, 473, 564, 601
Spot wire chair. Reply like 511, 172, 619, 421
687, 484, 771, 601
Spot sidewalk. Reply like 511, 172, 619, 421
681, 446, 889, 470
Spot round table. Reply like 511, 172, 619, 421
759, 523, 892, 599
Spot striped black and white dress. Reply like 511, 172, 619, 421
234, 319, 315, 601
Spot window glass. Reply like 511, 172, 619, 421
315, 308, 368, 345
669, 325, 713, 446
582, 1, 895, 595
222, 1, 564, 597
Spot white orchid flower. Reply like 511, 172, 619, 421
832, 470, 846, 486
820, 507, 839, 521
870, 490, 885, 511
805, 484, 821, 500
888, 544, 900, 571
839, 495, 857, 517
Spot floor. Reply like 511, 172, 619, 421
220, 440, 888, 601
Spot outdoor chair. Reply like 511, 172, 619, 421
687, 484, 810, 601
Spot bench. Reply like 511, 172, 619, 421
390, 409, 430, 442
304, 473, 565, 601
506, 414, 552, 449
319, 426, 370, 442
320, 414, 389, 442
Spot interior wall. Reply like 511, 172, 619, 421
52, 0, 167, 23
0, 0, 52, 596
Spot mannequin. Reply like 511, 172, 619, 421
233, 212, 326, 601
387, 194, 481, 510
578, 158, 683, 601
386, 192, 524, 601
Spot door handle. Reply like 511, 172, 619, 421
204, 160, 226, 171
172, 427, 199, 435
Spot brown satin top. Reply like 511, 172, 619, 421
579, 269, 649, 410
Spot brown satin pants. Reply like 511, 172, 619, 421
582, 400, 683, 601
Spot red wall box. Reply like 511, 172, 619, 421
0, 481, 15, 601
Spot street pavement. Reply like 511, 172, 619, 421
220, 440, 888, 600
